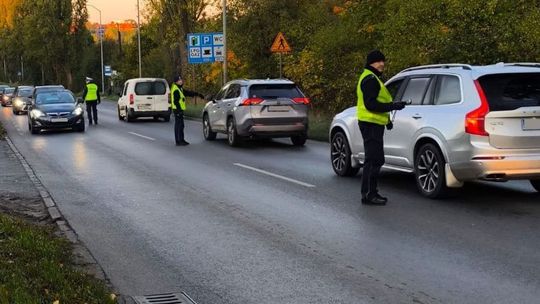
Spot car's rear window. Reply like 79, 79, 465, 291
249, 84, 303, 99
478, 73, 540, 111
4, 88, 14, 94
134, 81, 167, 96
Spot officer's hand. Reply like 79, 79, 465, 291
198, 93, 205, 99
392, 101, 407, 110
386, 122, 393, 130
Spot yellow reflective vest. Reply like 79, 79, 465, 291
356, 69, 393, 125
170, 83, 186, 111
85, 83, 98, 102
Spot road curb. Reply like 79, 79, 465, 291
4, 136, 112, 288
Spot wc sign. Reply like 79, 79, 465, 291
187, 32, 224, 64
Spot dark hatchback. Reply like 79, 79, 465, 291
28, 90, 85, 134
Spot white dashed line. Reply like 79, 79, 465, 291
128, 132, 156, 141
234, 163, 316, 188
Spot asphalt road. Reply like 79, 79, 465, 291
1, 101, 539, 304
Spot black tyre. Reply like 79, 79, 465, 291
530, 179, 540, 192
125, 108, 134, 122
291, 134, 307, 146
117, 106, 123, 120
331, 131, 360, 177
414, 143, 450, 199
227, 118, 241, 147
75, 123, 85, 133
163, 115, 170, 122
203, 114, 217, 141
12, 109, 18, 115
30, 122, 40, 135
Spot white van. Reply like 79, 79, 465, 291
117, 78, 171, 122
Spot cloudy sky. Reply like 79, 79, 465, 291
87, 0, 142, 23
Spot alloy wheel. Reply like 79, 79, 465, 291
417, 149, 440, 193
331, 135, 347, 173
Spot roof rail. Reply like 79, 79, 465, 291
402, 64, 473, 72
496, 62, 540, 68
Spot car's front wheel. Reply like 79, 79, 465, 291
331, 131, 360, 177
203, 114, 217, 141
29, 122, 40, 135
415, 143, 450, 199
530, 179, 540, 192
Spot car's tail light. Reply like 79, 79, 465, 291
129, 94, 134, 105
292, 97, 310, 105
465, 80, 490, 136
241, 98, 264, 106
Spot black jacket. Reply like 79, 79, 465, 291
172, 86, 201, 112
360, 65, 394, 113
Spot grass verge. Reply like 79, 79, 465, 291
0, 214, 116, 304
184, 101, 331, 142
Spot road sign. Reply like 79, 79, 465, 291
271, 32, 292, 53
104, 65, 112, 77
188, 32, 224, 64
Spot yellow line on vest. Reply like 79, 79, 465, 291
233, 163, 316, 188
128, 132, 156, 141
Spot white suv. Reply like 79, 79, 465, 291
117, 78, 171, 122
330, 63, 540, 198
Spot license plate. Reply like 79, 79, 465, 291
138, 105, 151, 110
51, 118, 68, 123
267, 105, 290, 112
522, 118, 540, 130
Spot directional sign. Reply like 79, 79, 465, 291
104, 65, 112, 77
188, 32, 224, 64
270, 32, 292, 53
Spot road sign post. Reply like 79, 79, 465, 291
270, 32, 292, 78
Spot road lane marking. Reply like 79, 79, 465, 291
233, 163, 316, 188
128, 132, 156, 141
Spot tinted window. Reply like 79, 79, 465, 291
134, 81, 166, 96
401, 78, 431, 105
386, 79, 404, 100
214, 85, 228, 100
36, 92, 75, 104
479, 73, 540, 111
423, 78, 436, 104
434, 76, 461, 105
123, 83, 129, 96
249, 84, 303, 99
18, 89, 33, 97
225, 84, 241, 98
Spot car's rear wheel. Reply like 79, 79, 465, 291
117, 106, 123, 120
331, 131, 360, 177
530, 179, 540, 192
163, 114, 170, 122
291, 134, 307, 146
227, 118, 241, 147
415, 143, 450, 199
125, 108, 134, 122
203, 114, 217, 141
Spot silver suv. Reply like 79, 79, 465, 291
203, 79, 310, 146
330, 63, 540, 198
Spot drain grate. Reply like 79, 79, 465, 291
133, 292, 197, 304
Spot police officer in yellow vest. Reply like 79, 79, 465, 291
357, 50, 407, 205
83, 77, 101, 125
171, 75, 204, 146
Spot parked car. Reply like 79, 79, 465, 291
117, 78, 170, 122
12, 86, 35, 115
203, 79, 310, 147
0, 87, 15, 106
330, 63, 540, 198
27, 89, 85, 134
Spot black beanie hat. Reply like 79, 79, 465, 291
173, 75, 182, 82
366, 50, 386, 65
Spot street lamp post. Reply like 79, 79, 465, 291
137, 0, 142, 78
88, 4, 105, 95
222, 0, 227, 84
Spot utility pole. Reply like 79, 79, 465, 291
88, 4, 105, 95
222, 0, 227, 84
137, 0, 142, 78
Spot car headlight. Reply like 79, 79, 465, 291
2, 96, 8, 101
72, 107, 83, 116
13, 99, 23, 106
31, 109, 45, 118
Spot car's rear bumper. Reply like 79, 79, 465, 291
237, 117, 308, 138
451, 154, 540, 181
128, 109, 170, 118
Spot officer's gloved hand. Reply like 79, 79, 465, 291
392, 101, 407, 110
386, 122, 393, 130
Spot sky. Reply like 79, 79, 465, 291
87, 0, 142, 23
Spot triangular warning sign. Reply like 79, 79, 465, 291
271, 32, 292, 53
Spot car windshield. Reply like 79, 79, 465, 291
36, 91, 75, 105
18, 89, 33, 97
249, 84, 303, 99
4, 88, 14, 94
478, 73, 540, 111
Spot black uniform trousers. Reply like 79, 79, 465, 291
174, 110, 185, 143
86, 101, 98, 124
359, 121, 386, 198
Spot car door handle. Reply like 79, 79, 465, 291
412, 114, 422, 119
227, 103, 231, 106
146, 97, 152, 100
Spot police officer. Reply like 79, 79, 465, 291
357, 50, 406, 205
170, 75, 204, 146
83, 77, 101, 125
